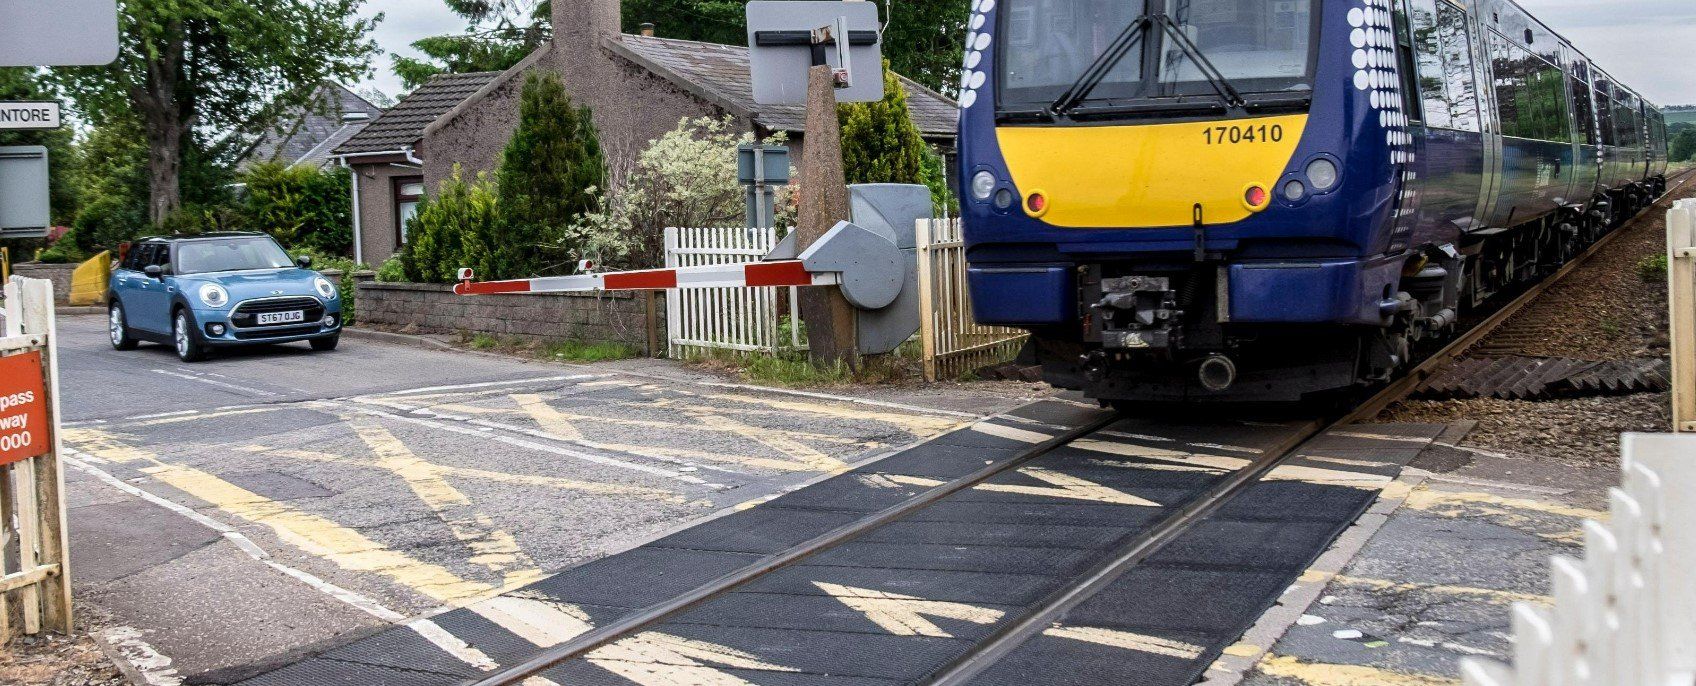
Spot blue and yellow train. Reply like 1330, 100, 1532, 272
957, 0, 1670, 403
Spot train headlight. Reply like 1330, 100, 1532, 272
1283, 180, 1307, 202
1306, 158, 1339, 191
971, 171, 997, 201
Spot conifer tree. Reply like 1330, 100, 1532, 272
494, 71, 606, 279
839, 62, 927, 186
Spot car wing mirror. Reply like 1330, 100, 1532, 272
296, 255, 313, 268
144, 265, 164, 279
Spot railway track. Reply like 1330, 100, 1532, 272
442, 181, 1689, 686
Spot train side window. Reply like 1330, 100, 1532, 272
1595, 83, 1616, 146
1488, 32, 1524, 136
1405, 0, 1449, 128
1391, 0, 1424, 122
1491, 32, 1568, 142
1567, 58, 1596, 146
1434, 1, 1479, 132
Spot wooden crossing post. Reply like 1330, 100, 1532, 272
794, 64, 858, 367
1670, 200, 1695, 432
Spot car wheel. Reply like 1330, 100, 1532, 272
173, 311, 208, 362
109, 303, 139, 350
309, 334, 339, 352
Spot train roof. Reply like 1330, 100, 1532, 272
1483, 0, 1659, 110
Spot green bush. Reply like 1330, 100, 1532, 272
35, 230, 89, 264
72, 194, 147, 252
839, 61, 927, 186
400, 169, 499, 284
375, 254, 406, 283
492, 71, 606, 279
241, 162, 354, 255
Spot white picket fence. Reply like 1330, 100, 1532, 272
1669, 200, 1695, 432
664, 226, 802, 357
1461, 433, 1696, 686
915, 218, 1028, 381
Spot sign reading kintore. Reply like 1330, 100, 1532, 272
0, 351, 50, 467
0, 102, 62, 131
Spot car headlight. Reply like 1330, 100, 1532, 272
1306, 158, 1340, 191
199, 284, 229, 308
971, 171, 997, 201
314, 277, 338, 300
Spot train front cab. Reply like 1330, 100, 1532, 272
956, 0, 1667, 404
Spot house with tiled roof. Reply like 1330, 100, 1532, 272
331, 72, 502, 264
238, 83, 382, 171
329, 0, 957, 266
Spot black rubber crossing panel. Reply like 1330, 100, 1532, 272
1003, 400, 1113, 426
746, 565, 1060, 607
1210, 480, 1380, 523
600, 623, 975, 682
539, 660, 903, 686
646, 506, 866, 555
1062, 564, 1298, 636
807, 541, 1106, 576
1151, 519, 1347, 571
236, 657, 463, 686
926, 423, 1061, 450
965, 629, 1214, 686
760, 472, 935, 513
670, 591, 1022, 642
858, 519, 1143, 550
903, 499, 1182, 526
853, 440, 1028, 479
315, 625, 484, 679
518, 546, 760, 608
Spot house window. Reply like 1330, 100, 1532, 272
394, 177, 425, 244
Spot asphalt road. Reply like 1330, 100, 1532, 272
53, 315, 1029, 683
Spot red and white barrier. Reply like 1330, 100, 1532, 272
452, 260, 839, 296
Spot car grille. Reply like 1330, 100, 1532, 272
233, 324, 323, 340
230, 296, 325, 329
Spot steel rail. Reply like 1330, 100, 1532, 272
464, 409, 1125, 686
926, 171, 1695, 684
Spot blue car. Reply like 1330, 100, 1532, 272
107, 232, 343, 362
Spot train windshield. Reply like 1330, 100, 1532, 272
997, 0, 1317, 116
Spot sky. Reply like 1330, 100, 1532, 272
352, 0, 1696, 106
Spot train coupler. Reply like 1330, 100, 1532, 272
1091, 275, 1182, 351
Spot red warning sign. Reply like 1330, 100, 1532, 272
0, 351, 50, 467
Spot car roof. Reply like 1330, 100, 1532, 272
136, 232, 272, 243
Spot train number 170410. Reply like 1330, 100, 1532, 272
1203, 124, 1285, 145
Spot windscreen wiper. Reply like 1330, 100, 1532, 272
1048, 16, 1150, 118
1153, 13, 1244, 109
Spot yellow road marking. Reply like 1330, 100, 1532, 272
1255, 654, 1459, 685
1044, 626, 1205, 660
1072, 438, 1254, 470
813, 582, 1005, 637
511, 394, 818, 470
347, 419, 543, 587
970, 422, 1053, 444
1403, 489, 1605, 520
686, 412, 848, 473
589, 632, 800, 685
243, 445, 701, 505
507, 396, 862, 446
887, 469, 1160, 507
695, 391, 961, 433
65, 428, 496, 603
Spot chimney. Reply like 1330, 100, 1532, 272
342, 112, 372, 123
554, 0, 622, 51
639, 22, 655, 37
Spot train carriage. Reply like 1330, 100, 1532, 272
957, 0, 1669, 404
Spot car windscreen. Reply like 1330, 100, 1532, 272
175, 238, 294, 275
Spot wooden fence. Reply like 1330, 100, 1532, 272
915, 218, 1028, 381
1461, 433, 1696, 685
0, 276, 72, 642
663, 226, 802, 357
1670, 200, 1695, 432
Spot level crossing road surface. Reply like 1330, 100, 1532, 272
53, 315, 1032, 682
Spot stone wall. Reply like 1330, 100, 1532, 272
11, 263, 78, 305
354, 281, 659, 354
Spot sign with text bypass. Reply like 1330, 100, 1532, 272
0, 351, 50, 466
0, 102, 62, 131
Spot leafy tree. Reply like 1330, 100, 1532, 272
51, 0, 378, 226
394, 0, 552, 90
493, 71, 605, 279
240, 162, 355, 255
1672, 128, 1696, 163
621, 0, 968, 95
839, 62, 927, 186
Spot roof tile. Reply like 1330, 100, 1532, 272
335, 71, 503, 155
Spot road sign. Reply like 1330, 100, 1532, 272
747, 1, 885, 105
0, 146, 52, 239
0, 102, 63, 131
0, 350, 50, 467
0, 0, 121, 67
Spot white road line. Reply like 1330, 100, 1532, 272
65, 452, 411, 625
149, 369, 280, 397
369, 375, 600, 397
339, 403, 716, 486
96, 626, 183, 686
407, 618, 499, 670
